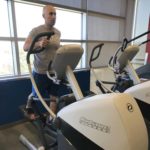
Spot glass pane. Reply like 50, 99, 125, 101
132, 0, 150, 65
0, 41, 13, 76
56, 9, 82, 40
134, 0, 150, 42
0, 1, 10, 37
15, 2, 43, 37
15, 2, 82, 40
18, 42, 33, 74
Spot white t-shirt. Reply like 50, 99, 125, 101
28, 25, 61, 74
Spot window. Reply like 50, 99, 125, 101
0, 0, 10, 37
18, 41, 34, 74
0, 0, 13, 77
0, 0, 85, 78
15, 2, 43, 74
0, 41, 13, 76
56, 9, 82, 40
132, 0, 150, 65
15, 2, 43, 37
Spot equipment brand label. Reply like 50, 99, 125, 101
127, 103, 134, 112
79, 117, 111, 133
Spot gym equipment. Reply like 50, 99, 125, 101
136, 63, 150, 79
89, 43, 115, 94
89, 30, 150, 91
108, 30, 150, 122
89, 30, 150, 123
19, 134, 45, 150
21, 32, 148, 150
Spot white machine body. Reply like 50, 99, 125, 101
125, 80, 150, 104
120, 45, 150, 105
57, 93, 148, 150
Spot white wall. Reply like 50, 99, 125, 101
87, 0, 126, 17
87, 14, 125, 41
86, 0, 136, 68
133, 0, 150, 64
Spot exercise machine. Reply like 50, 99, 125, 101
108, 30, 150, 122
21, 32, 148, 150
89, 30, 150, 122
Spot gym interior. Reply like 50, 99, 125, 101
0, 0, 150, 150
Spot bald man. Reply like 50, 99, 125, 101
23, 5, 60, 121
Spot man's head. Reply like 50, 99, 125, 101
42, 5, 56, 28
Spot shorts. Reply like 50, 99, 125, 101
32, 71, 59, 99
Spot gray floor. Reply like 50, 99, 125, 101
0, 121, 42, 150
1, 119, 150, 150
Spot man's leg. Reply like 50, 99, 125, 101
25, 71, 43, 120
49, 95, 57, 115
46, 95, 58, 131
25, 93, 36, 120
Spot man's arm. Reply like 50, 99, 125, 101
23, 36, 32, 52
23, 36, 50, 52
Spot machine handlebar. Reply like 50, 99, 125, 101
89, 43, 104, 68
27, 32, 54, 64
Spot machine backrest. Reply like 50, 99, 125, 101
117, 45, 139, 71
51, 44, 83, 80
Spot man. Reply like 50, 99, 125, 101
23, 5, 60, 120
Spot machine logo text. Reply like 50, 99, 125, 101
79, 117, 110, 133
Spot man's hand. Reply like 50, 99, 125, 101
23, 36, 50, 51
38, 37, 50, 48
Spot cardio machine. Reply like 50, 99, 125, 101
108, 30, 150, 123
89, 30, 150, 122
21, 32, 148, 150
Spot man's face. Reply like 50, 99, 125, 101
43, 6, 56, 27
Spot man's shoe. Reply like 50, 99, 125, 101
24, 107, 36, 121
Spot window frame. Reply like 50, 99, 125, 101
0, 0, 86, 79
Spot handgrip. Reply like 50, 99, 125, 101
27, 32, 54, 64
89, 43, 104, 68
